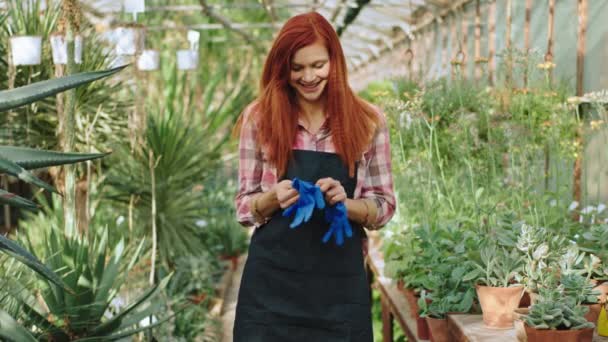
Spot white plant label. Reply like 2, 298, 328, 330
187, 30, 200, 50
177, 50, 198, 70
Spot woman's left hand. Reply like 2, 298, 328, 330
316, 177, 347, 206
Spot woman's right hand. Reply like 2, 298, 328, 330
272, 179, 300, 209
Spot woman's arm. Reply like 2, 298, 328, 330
359, 111, 396, 229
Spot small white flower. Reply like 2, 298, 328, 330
195, 219, 208, 228
116, 215, 125, 226
597, 203, 606, 214
568, 201, 579, 211
384, 230, 394, 239
549, 199, 557, 207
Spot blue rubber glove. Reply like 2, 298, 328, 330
282, 178, 325, 228
322, 202, 353, 246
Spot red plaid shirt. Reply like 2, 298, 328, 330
235, 103, 396, 230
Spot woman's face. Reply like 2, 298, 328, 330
289, 42, 330, 104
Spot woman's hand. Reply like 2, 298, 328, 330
272, 179, 300, 209
316, 177, 347, 206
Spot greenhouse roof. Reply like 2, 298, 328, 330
72, 0, 469, 72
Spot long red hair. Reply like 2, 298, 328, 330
239, 12, 380, 177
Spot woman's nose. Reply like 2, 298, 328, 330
302, 69, 316, 83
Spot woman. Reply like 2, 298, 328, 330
233, 11, 395, 342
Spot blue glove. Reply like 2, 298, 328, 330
282, 178, 325, 228
322, 202, 353, 246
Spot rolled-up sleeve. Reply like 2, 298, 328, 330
235, 106, 263, 227
360, 114, 396, 229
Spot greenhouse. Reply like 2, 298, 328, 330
1, 0, 608, 341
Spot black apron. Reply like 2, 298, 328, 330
233, 150, 372, 342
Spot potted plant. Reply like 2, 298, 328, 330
137, 49, 160, 71
50, 34, 83, 65
517, 224, 567, 304
7, 0, 47, 66
561, 273, 602, 323
114, 23, 145, 56
523, 287, 595, 342
418, 265, 475, 342
464, 243, 524, 328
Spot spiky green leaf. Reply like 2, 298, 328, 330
0, 146, 109, 170
0, 234, 69, 291
0, 189, 38, 210
0, 65, 127, 112
0, 155, 57, 194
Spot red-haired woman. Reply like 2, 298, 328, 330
233, 12, 395, 342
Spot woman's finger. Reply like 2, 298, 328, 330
281, 194, 300, 208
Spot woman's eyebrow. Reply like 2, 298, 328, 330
292, 59, 328, 66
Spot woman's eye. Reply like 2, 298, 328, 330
314, 63, 325, 69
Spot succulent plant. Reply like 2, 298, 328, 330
524, 286, 595, 330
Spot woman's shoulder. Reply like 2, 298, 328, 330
358, 98, 387, 129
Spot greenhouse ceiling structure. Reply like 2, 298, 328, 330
66, 0, 462, 74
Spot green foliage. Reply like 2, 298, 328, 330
417, 265, 476, 319
523, 286, 595, 330
560, 273, 600, 305
0, 66, 127, 113
9, 224, 171, 340
464, 242, 523, 287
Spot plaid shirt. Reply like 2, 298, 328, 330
235, 104, 396, 230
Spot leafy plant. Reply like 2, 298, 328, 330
464, 242, 523, 287
523, 286, 595, 330
417, 265, 476, 319
560, 273, 600, 305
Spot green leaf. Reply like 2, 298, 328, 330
89, 274, 172, 336
474, 187, 484, 202
0, 234, 68, 291
0, 189, 38, 210
462, 269, 480, 282
0, 65, 127, 112
0, 309, 37, 342
0, 155, 57, 194
0, 146, 109, 170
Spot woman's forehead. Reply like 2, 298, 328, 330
291, 43, 329, 64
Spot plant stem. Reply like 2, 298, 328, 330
149, 150, 158, 286
62, 0, 77, 238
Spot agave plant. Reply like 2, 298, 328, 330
10, 226, 172, 341
0, 60, 173, 339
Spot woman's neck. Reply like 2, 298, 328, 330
298, 98, 326, 123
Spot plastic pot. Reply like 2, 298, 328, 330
177, 50, 198, 70
50, 34, 83, 65
10, 36, 42, 66
137, 49, 159, 71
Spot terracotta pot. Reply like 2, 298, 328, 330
519, 291, 531, 308
219, 254, 239, 270
513, 308, 530, 342
188, 291, 207, 304
416, 316, 430, 340
476, 285, 524, 328
426, 317, 449, 342
593, 281, 608, 303
396, 282, 419, 320
524, 325, 594, 342
583, 303, 601, 324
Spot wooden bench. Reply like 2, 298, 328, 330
365, 233, 608, 342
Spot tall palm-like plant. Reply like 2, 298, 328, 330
106, 63, 254, 269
